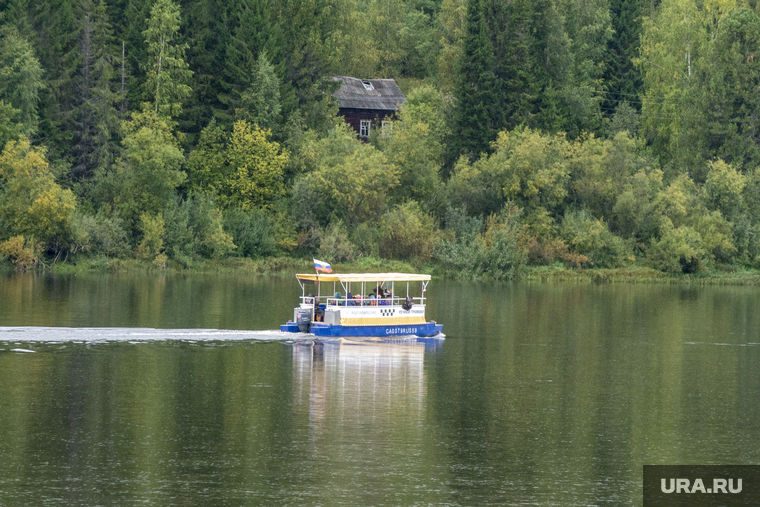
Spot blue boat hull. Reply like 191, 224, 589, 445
280, 322, 443, 337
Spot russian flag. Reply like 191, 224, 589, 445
313, 258, 332, 273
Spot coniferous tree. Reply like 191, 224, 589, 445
33, 0, 80, 159
0, 100, 22, 149
0, 0, 35, 40
558, 0, 612, 137
218, 0, 281, 126
71, 0, 120, 182
142, 0, 193, 119
90, 0, 120, 172
71, 6, 96, 180
182, 0, 234, 134
237, 52, 282, 133
530, 0, 572, 133
452, 0, 496, 161
0, 26, 44, 137
119, 0, 152, 110
699, 8, 760, 170
604, 0, 645, 116
492, 0, 540, 131
275, 0, 344, 134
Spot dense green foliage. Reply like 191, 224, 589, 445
2, 0, 760, 277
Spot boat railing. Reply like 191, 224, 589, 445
323, 296, 424, 308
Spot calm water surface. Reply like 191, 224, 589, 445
1, 272, 759, 506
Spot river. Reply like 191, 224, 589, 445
1, 271, 759, 505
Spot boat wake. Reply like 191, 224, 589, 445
0, 326, 315, 345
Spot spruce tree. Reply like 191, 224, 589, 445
72, 7, 96, 180
492, 0, 540, 131
274, 0, 344, 134
33, 0, 80, 159
119, 0, 152, 110
0, 26, 44, 137
142, 0, 193, 119
91, 0, 120, 171
71, 0, 120, 182
0, 100, 22, 149
529, 0, 571, 134
218, 0, 281, 126
453, 0, 496, 160
558, 0, 611, 137
236, 52, 282, 132
182, 0, 234, 134
604, 0, 645, 116
0, 0, 35, 41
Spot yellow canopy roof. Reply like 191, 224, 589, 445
296, 273, 431, 283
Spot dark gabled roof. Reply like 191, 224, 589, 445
332, 76, 406, 111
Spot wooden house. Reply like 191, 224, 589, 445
332, 76, 406, 139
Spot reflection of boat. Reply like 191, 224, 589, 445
280, 273, 444, 337
292, 339, 432, 438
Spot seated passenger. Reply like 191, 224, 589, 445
346, 292, 355, 306
313, 296, 324, 321
334, 291, 343, 306
369, 294, 376, 306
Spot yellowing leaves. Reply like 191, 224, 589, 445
227, 120, 288, 210
0, 137, 76, 245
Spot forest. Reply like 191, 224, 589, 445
1, 0, 760, 278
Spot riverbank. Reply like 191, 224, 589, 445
42, 256, 420, 276
524, 265, 760, 284
8, 256, 760, 285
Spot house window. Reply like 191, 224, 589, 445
360, 120, 370, 137
381, 120, 392, 137
362, 81, 374, 91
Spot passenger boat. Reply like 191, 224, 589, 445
280, 272, 443, 337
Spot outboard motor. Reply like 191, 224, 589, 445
296, 309, 312, 333
402, 296, 413, 311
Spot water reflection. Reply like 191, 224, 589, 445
293, 338, 440, 437
287, 338, 450, 505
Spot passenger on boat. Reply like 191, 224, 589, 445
374, 284, 385, 298
346, 292, 355, 306
309, 293, 324, 321
334, 292, 343, 306
369, 294, 376, 306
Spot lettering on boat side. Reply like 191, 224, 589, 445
343, 308, 424, 317
386, 327, 418, 335
643, 466, 758, 506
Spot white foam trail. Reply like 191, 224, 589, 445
0, 326, 312, 344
